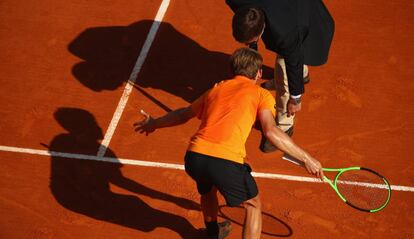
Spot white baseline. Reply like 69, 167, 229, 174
1, 145, 413, 192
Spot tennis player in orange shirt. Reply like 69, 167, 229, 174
135, 47, 323, 239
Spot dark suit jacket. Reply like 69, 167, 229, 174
226, 0, 334, 96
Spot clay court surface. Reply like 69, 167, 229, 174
0, 0, 413, 238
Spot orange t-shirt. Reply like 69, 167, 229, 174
187, 75, 276, 164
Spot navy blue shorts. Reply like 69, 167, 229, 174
184, 151, 258, 207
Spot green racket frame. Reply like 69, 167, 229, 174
322, 167, 391, 212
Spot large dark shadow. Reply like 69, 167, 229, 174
48, 107, 203, 238
68, 20, 273, 103
219, 205, 292, 237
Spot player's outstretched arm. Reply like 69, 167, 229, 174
258, 109, 324, 179
134, 106, 196, 135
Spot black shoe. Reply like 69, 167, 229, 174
259, 134, 277, 153
260, 79, 274, 90
259, 126, 294, 153
206, 221, 232, 239
285, 126, 294, 137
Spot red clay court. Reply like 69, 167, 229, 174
0, 0, 413, 238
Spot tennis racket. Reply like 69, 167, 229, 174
282, 156, 391, 212
322, 167, 391, 212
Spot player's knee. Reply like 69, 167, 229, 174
242, 194, 262, 211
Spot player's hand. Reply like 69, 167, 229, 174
304, 157, 324, 180
287, 101, 302, 117
134, 110, 156, 135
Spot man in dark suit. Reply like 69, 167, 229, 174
226, 0, 335, 153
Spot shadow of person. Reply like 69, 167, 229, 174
219, 205, 292, 237
68, 20, 273, 102
48, 107, 202, 238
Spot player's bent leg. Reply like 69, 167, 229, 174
202, 187, 233, 239
241, 194, 262, 239
201, 187, 219, 222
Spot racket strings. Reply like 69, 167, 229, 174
336, 170, 390, 210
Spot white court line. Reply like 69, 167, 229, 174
1, 145, 413, 192
97, 0, 171, 157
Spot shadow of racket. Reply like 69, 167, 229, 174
218, 205, 292, 237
